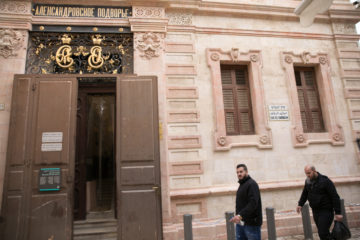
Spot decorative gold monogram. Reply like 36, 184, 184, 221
88, 46, 104, 69
55, 45, 74, 68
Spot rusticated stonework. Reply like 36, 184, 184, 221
167, 12, 193, 25
0, 1, 30, 14
133, 6, 165, 18
135, 32, 164, 60
0, 29, 25, 58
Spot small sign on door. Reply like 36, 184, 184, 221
39, 168, 61, 191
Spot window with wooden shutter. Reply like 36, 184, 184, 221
221, 65, 254, 135
295, 67, 325, 133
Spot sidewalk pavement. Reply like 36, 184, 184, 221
277, 228, 360, 240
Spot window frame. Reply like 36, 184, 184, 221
281, 51, 344, 147
295, 67, 325, 133
207, 48, 272, 150
221, 65, 255, 135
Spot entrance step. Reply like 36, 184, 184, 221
73, 218, 117, 240
86, 210, 115, 219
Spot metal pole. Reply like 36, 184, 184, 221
301, 203, 313, 240
266, 207, 277, 240
225, 212, 235, 240
183, 214, 193, 240
340, 199, 349, 228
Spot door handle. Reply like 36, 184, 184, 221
152, 186, 160, 195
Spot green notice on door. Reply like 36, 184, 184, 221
39, 168, 61, 191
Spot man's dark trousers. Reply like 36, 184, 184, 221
312, 209, 334, 240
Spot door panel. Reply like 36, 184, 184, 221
3, 196, 22, 240
116, 76, 162, 240
28, 195, 69, 239
121, 190, 159, 240
120, 166, 156, 186
34, 81, 73, 165
119, 80, 155, 161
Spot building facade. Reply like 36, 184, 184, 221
0, 0, 359, 239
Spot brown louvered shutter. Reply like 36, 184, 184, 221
295, 67, 325, 133
221, 65, 254, 135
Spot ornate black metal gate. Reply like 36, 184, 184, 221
26, 32, 133, 74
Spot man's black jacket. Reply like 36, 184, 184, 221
298, 172, 341, 214
236, 175, 262, 226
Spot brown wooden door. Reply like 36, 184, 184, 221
1, 75, 77, 240
116, 76, 162, 240
1, 76, 33, 240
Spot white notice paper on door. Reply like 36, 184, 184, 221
41, 143, 63, 152
42, 132, 63, 143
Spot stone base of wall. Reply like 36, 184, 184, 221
163, 206, 360, 240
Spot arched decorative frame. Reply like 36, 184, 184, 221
207, 48, 272, 151
280, 51, 344, 147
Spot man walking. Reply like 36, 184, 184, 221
296, 165, 343, 240
230, 164, 262, 240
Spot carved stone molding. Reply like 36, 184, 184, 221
133, 6, 165, 18
319, 56, 327, 65
285, 55, 293, 64
0, 28, 25, 58
296, 134, 305, 143
0, 1, 30, 14
135, 32, 165, 60
250, 54, 258, 62
300, 51, 311, 64
210, 53, 219, 61
167, 12, 193, 25
333, 23, 357, 35
217, 136, 227, 146
259, 135, 269, 144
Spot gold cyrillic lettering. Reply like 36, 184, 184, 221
89, 8, 95, 17
58, 7, 63, 17
105, 8, 110, 18
39, 6, 45, 15
63, 7, 68, 17
123, 9, 129, 18
49, 7, 55, 16
35, 6, 40, 15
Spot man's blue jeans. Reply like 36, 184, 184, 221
236, 224, 261, 240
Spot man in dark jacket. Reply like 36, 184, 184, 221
230, 164, 262, 240
297, 165, 343, 240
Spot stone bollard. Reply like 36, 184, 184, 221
301, 203, 313, 240
183, 214, 193, 240
225, 211, 236, 240
266, 207, 277, 240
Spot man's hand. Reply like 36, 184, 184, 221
335, 214, 343, 221
296, 206, 302, 214
230, 215, 242, 224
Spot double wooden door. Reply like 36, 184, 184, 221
1, 74, 162, 240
